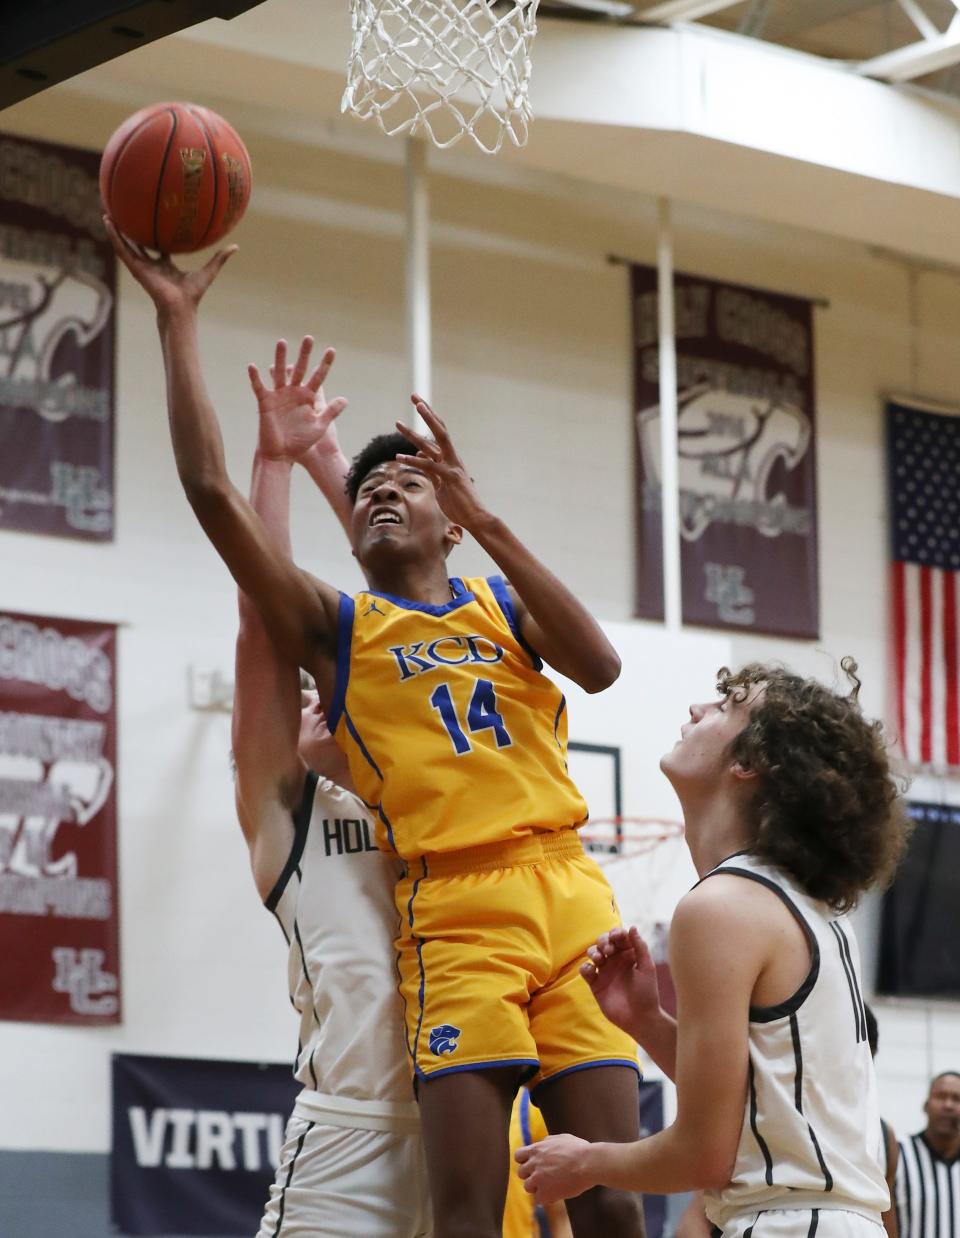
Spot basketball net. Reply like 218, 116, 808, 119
341, 0, 540, 153
581, 817, 688, 958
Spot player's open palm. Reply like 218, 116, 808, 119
396, 397, 487, 529
248, 336, 348, 463
581, 925, 662, 1039
104, 215, 236, 313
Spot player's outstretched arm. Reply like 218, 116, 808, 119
583, 926, 678, 1079
232, 446, 307, 900
397, 398, 621, 693
105, 219, 340, 665
517, 879, 760, 1204
234, 343, 354, 898
255, 336, 354, 539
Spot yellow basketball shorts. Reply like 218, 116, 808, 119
395, 829, 639, 1089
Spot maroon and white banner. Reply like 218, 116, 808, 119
0, 611, 120, 1024
0, 131, 116, 540
632, 265, 820, 638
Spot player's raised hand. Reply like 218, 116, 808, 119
103, 215, 236, 314
581, 925, 662, 1037
249, 336, 348, 463
395, 397, 488, 530
515, 1134, 594, 1206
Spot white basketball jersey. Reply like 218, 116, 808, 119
702, 853, 890, 1231
264, 773, 416, 1124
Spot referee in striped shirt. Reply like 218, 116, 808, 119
896, 1071, 960, 1238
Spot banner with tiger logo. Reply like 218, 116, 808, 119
0, 610, 120, 1024
0, 130, 115, 540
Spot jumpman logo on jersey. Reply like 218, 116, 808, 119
364, 601, 386, 617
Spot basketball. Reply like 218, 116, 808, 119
99, 102, 252, 254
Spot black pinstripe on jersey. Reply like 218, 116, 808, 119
788, 1012, 833, 1192
828, 921, 866, 1044
271, 1119, 314, 1237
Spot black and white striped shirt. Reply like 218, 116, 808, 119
896, 1133, 960, 1238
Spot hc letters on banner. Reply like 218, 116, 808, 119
111, 1054, 301, 1237
631, 265, 820, 638
0, 611, 120, 1024
0, 130, 116, 540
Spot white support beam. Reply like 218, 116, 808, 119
405, 137, 432, 423
554, 0, 635, 16
894, 0, 940, 42
858, 25, 960, 81
640, 0, 741, 22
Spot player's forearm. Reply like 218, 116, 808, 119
583, 1123, 731, 1195
469, 512, 620, 692
231, 620, 301, 763
236, 455, 293, 630
250, 454, 294, 556
157, 305, 232, 500
301, 445, 353, 539
155, 308, 334, 661
231, 454, 305, 803
632, 1007, 678, 1081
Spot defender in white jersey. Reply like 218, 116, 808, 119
230, 341, 428, 1236
517, 660, 911, 1238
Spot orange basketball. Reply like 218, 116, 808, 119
99, 102, 252, 254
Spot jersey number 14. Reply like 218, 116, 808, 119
430, 679, 512, 755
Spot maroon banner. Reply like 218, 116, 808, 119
632, 265, 819, 638
0, 611, 120, 1024
0, 131, 116, 540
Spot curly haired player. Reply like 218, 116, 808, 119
518, 661, 911, 1238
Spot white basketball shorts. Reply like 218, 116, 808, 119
257, 1113, 431, 1237
722, 1209, 884, 1238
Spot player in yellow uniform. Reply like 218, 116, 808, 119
108, 226, 644, 1238
505, 1090, 574, 1238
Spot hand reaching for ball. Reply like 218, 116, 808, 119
104, 215, 237, 316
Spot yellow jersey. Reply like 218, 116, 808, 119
326, 575, 588, 860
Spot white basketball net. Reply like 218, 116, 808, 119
341, 0, 540, 154
582, 819, 689, 944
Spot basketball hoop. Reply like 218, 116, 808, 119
581, 816, 689, 945
580, 816, 685, 858
341, 0, 540, 153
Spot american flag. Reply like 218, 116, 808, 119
887, 401, 960, 769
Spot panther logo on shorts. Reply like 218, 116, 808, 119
428, 1024, 461, 1056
